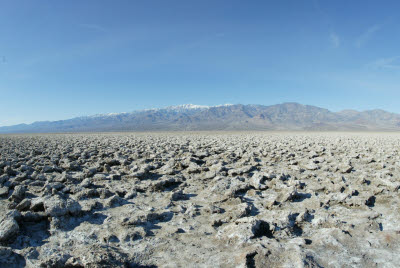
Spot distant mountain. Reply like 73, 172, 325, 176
1, 103, 399, 133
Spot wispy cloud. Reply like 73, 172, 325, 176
313, 1, 339, 49
355, 24, 381, 48
367, 56, 400, 70
329, 32, 340, 48
78, 23, 107, 32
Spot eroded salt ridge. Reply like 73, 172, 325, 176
0, 132, 399, 267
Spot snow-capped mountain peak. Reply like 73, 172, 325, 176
165, 104, 210, 111
1, 103, 400, 133
83, 104, 235, 119
164, 104, 234, 111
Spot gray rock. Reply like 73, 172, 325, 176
124, 190, 137, 199
105, 195, 125, 208
304, 162, 319, 170
170, 190, 187, 201
228, 165, 254, 176
249, 172, 268, 190
43, 196, 82, 217
217, 217, 273, 243
0, 218, 19, 244
339, 164, 353, 173
0, 187, 8, 198
0, 175, 9, 185
0, 247, 26, 267
9, 185, 26, 202
80, 178, 92, 188
15, 199, 31, 212
4, 166, 16, 176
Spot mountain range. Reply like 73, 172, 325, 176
1, 103, 400, 133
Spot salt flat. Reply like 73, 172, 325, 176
0, 132, 399, 267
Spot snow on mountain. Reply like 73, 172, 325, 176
163, 104, 210, 112
1, 103, 399, 133
161, 104, 234, 111
85, 104, 235, 118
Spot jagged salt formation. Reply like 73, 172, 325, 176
0, 132, 399, 267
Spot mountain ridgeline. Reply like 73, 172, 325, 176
1, 103, 400, 133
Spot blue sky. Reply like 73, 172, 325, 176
1, 0, 400, 126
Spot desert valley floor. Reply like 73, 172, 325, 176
0, 132, 399, 267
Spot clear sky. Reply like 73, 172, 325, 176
1, 0, 400, 126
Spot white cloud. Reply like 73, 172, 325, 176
367, 56, 400, 70
355, 24, 381, 48
329, 32, 340, 48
